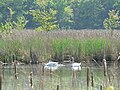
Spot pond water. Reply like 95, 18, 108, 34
0, 64, 120, 90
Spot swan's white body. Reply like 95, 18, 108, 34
44, 61, 59, 71
71, 57, 81, 71
71, 63, 81, 71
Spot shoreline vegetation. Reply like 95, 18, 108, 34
0, 30, 120, 64
0, 30, 120, 90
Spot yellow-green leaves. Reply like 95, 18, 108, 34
64, 6, 73, 23
30, 7, 58, 31
0, 21, 13, 34
103, 10, 120, 30
13, 16, 28, 31
7, 7, 15, 18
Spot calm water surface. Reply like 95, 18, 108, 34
0, 64, 119, 90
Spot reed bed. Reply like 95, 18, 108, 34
0, 30, 120, 63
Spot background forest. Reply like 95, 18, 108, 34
0, 0, 120, 31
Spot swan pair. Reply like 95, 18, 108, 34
44, 57, 81, 71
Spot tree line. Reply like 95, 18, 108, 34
0, 0, 120, 32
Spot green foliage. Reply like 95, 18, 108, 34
30, 0, 58, 31
30, 9, 58, 31
53, 0, 73, 29
103, 10, 120, 30
0, 21, 13, 34
103, 10, 120, 36
0, 6, 28, 33
7, 7, 15, 18
13, 16, 28, 30
0, 0, 120, 29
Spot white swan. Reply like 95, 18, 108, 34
72, 62, 81, 71
71, 57, 81, 71
44, 61, 59, 71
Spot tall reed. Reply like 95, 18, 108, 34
1, 30, 119, 63
87, 67, 90, 90
0, 76, 2, 90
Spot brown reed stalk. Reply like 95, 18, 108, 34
100, 85, 102, 90
2, 64, 4, 79
72, 70, 76, 90
50, 68, 52, 77
108, 73, 111, 85
42, 64, 44, 76
0, 76, 2, 90
91, 72, 94, 89
40, 63, 44, 90
56, 85, 59, 90
14, 60, 17, 79
87, 67, 90, 90
50, 68, 53, 90
103, 59, 107, 86
17, 80, 20, 90
29, 72, 33, 89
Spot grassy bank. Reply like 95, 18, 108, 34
0, 30, 120, 63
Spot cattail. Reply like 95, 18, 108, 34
14, 60, 17, 79
42, 64, 44, 76
87, 67, 90, 90
108, 74, 111, 85
100, 85, 102, 90
72, 70, 76, 90
2, 64, 4, 79
103, 58, 107, 87
56, 85, 59, 90
17, 81, 20, 90
91, 72, 94, 88
40, 63, 44, 90
0, 76, 2, 90
72, 70, 75, 80
50, 67, 52, 77
29, 72, 33, 88
103, 59, 107, 77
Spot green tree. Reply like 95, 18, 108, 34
52, 0, 73, 29
71, 0, 106, 29
103, 10, 120, 36
30, 0, 58, 31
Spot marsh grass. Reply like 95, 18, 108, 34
1, 30, 119, 63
